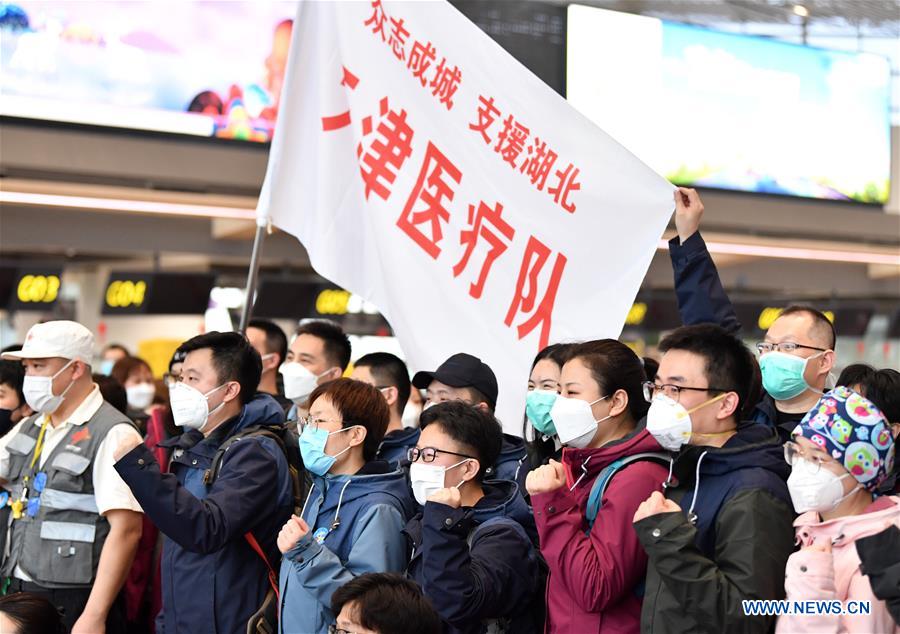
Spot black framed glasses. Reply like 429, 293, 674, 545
642, 381, 729, 404
407, 446, 476, 463
328, 626, 358, 634
756, 341, 827, 354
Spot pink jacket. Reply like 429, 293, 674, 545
777, 496, 900, 634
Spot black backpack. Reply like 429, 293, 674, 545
203, 423, 308, 515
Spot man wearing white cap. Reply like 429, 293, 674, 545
0, 320, 143, 634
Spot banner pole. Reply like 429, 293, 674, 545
239, 216, 268, 334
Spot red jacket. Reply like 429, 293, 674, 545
532, 429, 668, 634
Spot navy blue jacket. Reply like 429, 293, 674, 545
376, 427, 421, 466
487, 433, 529, 494
115, 394, 293, 634
670, 232, 781, 430
405, 480, 542, 634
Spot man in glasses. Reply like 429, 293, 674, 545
413, 353, 529, 491
403, 401, 542, 634
634, 324, 794, 634
668, 187, 837, 443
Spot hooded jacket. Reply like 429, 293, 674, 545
115, 394, 293, 634
777, 496, 900, 634
405, 479, 541, 634
376, 426, 420, 466
634, 423, 795, 634
532, 428, 669, 634
279, 460, 415, 634
488, 433, 529, 493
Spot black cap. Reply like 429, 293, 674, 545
412, 353, 498, 409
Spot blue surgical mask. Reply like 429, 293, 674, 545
525, 390, 558, 436
299, 425, 356, 476
100, 359, 115, 376
759, 351, 822, 401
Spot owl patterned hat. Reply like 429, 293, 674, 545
793, 386, 896, 492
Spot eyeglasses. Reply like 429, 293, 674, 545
328, 626, 359, 634
756, 342, 827, 355
407, 446, 476, 463
163, 372, 181, 389
642, 381, 729, 404
299, 415, 344, 431
783, 441, 832, 473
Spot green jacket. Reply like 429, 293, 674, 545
634, 424, 795, 634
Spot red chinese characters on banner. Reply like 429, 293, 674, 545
365, 1, 462, 111
388, 17, 409, 61
357, 97, 415, 201
469, 95, 581, 214
504, 237, 568, 350
452, 201, 516, 299
408, 40, 437, 87
364, 0, 388, 41
397, 142, 463, 259
469, 96, 501, 144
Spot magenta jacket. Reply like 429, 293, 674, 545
531, 429, 668, 634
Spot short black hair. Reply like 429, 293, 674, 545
777, 305, 836, 350
0, 360, 25, 407
531, 343, 575, 370
247, 319, 288, 365
178, 332, 262, 405
94, 374, 128, 415
843, 366, 900, 425
567, 339, 650, 421
420, 401, 502, 481
294, 320, 351, 371
330, 573, 441, 634
0, 592, 64, 634
659, 324, 756, 420
354, 352, 411, 413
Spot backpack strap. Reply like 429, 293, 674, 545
585, 452, 669, 531
202, 425, 284, 486
244, 532, 280, 601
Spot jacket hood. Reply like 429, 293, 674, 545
499, 433, 526, 458
471, 479, 530, 523
793, 496, 900, 547
312, 464, 415, 521
233, 393, 286, 432
673, 422, 790, 484
561, 427, 665, 486
380, 426, 421, 448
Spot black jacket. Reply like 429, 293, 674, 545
857, 524, 900, 627
634, 424, 795, 634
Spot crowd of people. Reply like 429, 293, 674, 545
0, 189, 898, 634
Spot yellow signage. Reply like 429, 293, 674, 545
625, 302, 648, 326
106, 280, 147, 309
316, 289, 351, 315
16, 274, 61, 304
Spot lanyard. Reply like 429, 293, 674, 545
20, 416, 50, 496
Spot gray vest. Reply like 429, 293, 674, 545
1, 402, 133, 588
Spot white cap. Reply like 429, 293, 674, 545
1, 320, 95, 364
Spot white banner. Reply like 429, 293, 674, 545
258, 0, 674, 432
